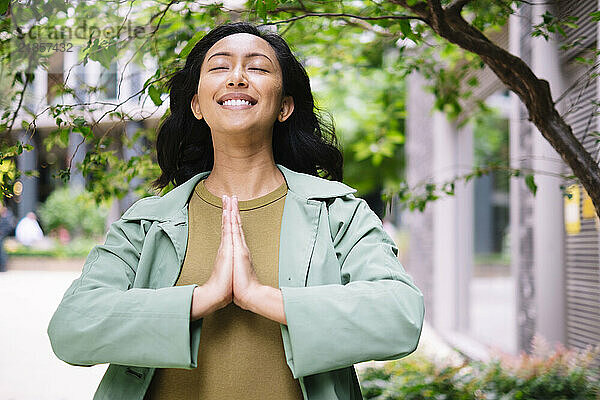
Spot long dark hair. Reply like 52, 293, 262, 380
151, 22, 344, 192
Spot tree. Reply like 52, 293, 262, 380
1, 0, 599, 217
261, 0, 600, 214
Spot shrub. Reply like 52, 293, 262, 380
38, 186, 109, 238
359, 336, 600, 399
6, 236, 100, 258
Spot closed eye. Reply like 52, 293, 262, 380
209, 67, 228, 71
249, 68, 268, 72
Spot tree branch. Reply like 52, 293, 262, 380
7, 65, 32, 136
343, 18, 394, 36
446, 0, 474, 14
258, 12, 427, 26
418, 4, 600, 216
426, 0, 449, 35
389, 0, 431, 22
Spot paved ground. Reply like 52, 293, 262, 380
470, 276, 517, 355
0, 258, 477, 400
1, 268, 108, 400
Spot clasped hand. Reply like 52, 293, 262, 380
206, 194, 262, 311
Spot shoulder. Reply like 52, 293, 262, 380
277, 164, 357, 200
326, 193, 382, 242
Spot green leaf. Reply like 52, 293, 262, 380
0, 0, 9, 14
179, 30, 205, 58
73, 116, 86, 127
256, 0, 267, 20
525, 174, 537, 195
73, 125, 93, 139
467, 77, 478, 87
399, 19, 412, 39
143, 70, 160, 91
90, 42, 118, 70
60, 129, 70, 147
148, 85, 163, 106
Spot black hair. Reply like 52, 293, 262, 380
151, 21, 344, 192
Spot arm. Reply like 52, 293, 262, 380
47, 217, 206, 369
191, 283, 229, 321
243, 285, 287, 325
280, 195, 425, 379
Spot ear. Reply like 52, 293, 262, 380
190, 94, 203, 120
277, 95, 294, 122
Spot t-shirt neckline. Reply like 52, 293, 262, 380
194, 179, 288, 211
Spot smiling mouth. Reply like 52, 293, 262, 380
218, 99, 256, 109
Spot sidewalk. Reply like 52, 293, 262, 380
0, 269, 108, 400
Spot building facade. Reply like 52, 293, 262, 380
406, 0, 600, 356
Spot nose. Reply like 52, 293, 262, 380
227, 66, 248, 88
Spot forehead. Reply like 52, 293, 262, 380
205, 33, 277, 62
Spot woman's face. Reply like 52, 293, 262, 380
191, 33, 294, 136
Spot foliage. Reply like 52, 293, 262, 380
0, 0, 598, 213
5, 235, 99, 258
37, 185, 109, 237
311, 50, 406, 196
359, 337, 600, 399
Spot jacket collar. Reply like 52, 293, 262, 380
121, 163, 356, 222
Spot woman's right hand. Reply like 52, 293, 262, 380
191, 195, 234, 321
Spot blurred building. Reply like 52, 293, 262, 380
406, 1, 599, 356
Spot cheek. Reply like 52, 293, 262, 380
196, 82, 217, 109
264, 80, 284, 105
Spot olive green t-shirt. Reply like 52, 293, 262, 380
144, 177, 303, 400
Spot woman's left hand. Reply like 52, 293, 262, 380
228, 195, 263, 310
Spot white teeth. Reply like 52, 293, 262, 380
222, 99, 252, 106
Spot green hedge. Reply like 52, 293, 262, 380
6, 236, 100, 258
359, 339, 600, 399
38, 186, 109, 237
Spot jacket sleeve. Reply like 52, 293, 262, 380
47, 217, 199, 369
280, 195, 425, 379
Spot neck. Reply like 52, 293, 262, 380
203, 139, 284, 201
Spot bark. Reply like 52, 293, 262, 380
397, 0, 600, 217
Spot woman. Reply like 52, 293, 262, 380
47, 22, 425, 400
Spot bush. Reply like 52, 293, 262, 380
5, 236, 100, 258
38, 186, 109, 237
358, 337, 600, 400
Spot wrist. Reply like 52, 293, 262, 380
191, 284, 229, 321
240, 283, 265, 312
205, 283, 231, 311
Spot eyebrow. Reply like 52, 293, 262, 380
206, 52, 274, 65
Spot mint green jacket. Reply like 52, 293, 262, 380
47, 163, 425, 400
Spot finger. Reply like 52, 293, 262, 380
230, 196, 248, 248
222, 196, 232, 247
231, 196, 241, 245
236, 209, 247, 244
221, 195, 228, 232
221, 195, 227, 234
